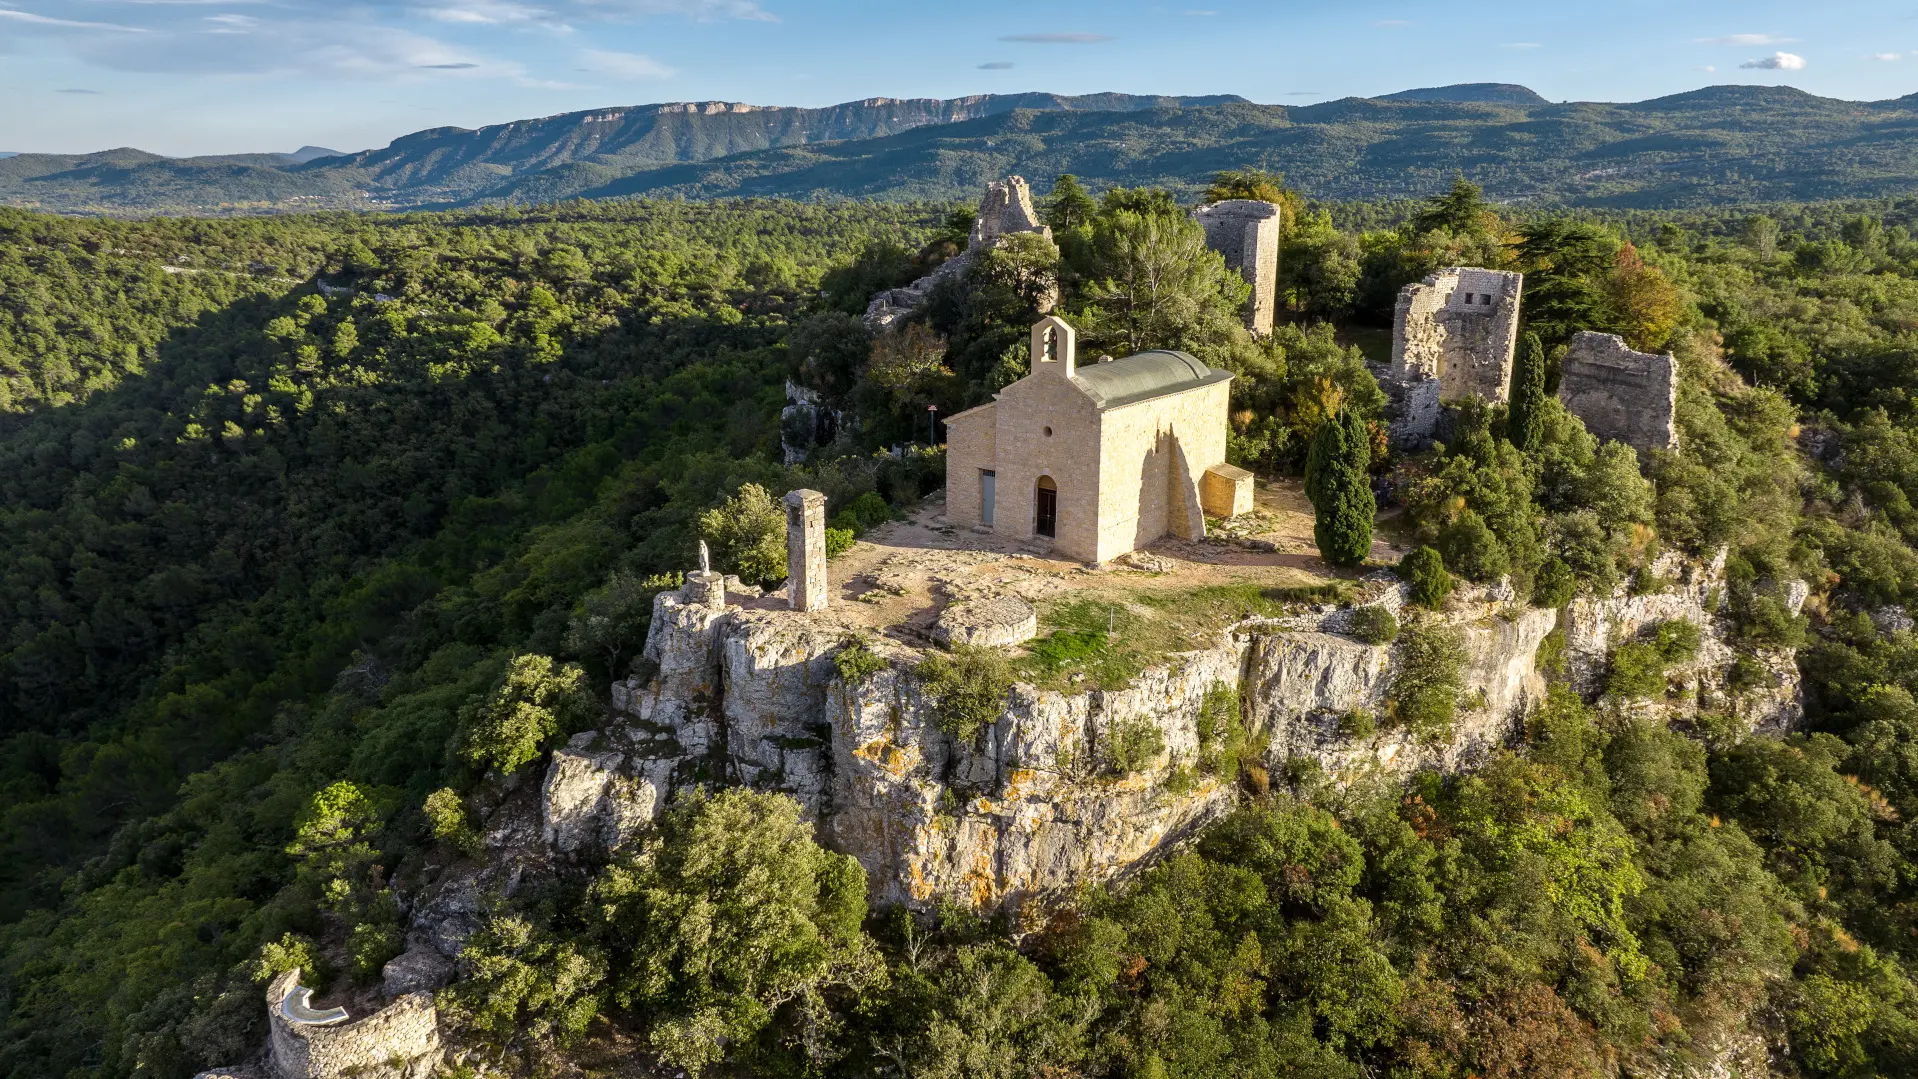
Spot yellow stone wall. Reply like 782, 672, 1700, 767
988, 370, 1104, 560
943, 403, 996, 528
1092, 381, 1230, 563
1200, 463, 1255, 518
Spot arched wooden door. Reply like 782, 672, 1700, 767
1035, 475, 1057, 538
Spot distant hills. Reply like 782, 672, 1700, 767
9, 84, 1918, 214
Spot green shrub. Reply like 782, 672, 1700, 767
697, 482, 787, 587
1389, 622, 1464, 741
423, 787, 482, 857
1399, 547, 1453, 610
843, 490, 894, 531
1606, 641, 1669, 700
1106, 714, 1167, 774
349, 921, 403, 981
833, 638, 889, 684
1195, 682, 1251, 777
1727, 654, 1767, 694
460, 654, 592, 775
1532, 556, 1577, 608
1652, 619, 1702, 663
1437, 510, 1509, 582
252, 933, 320, 985
1349, 605, 1399, 645
825, 526, 855, 558
1338, 709, 1378, 739
917, 645, 1015, 743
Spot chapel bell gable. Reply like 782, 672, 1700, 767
1030, 315, 1076, 379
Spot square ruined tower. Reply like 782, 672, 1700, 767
1384, 266, 1523, 448
784, 489, 828, 612
1193, 200, 1283, 336
1558, 332, 1679, 457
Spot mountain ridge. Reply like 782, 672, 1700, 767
9, 84, 1918, 213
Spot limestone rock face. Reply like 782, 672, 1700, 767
380, 948, 453, 999
533, 553, 1800, 919
1563, 549, 1802, 732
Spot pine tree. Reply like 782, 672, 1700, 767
1508, 331, 1547, 453
1309, 408, 1376, 567
1043, 174, 1097, 233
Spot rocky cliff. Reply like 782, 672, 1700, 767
531, 550, 1800, 921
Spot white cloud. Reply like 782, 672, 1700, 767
977, 61, 1013, 70
1871, 52, 1903, 62
1741, 51, 1806, 70
1697, 33, 1794, 46
1370, 19, 1407, 27
999, 32, 1112, 43
0, 6, 143, 30
578, 48, 675, 79
1698, 64, 1717, 72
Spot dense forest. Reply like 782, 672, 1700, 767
2, 172, 1918, 1079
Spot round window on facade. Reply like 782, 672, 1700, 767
1042, 426, 1052, 437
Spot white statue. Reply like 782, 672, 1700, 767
698, 540, 711, 575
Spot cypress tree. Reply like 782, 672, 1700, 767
1508, 331, 1547, 453
1310, 408, 1376, 567
1304, 412, 1345, 509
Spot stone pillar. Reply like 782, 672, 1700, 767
784, 489, 828, 612
1193, 200, 1282, 336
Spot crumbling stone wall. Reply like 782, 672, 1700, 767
864, 176, 1053, 330
970, 176, 1052, 248
1383, 267, 1522, 449
1391, 267, 1523, 401
265, 970, 440, 1079
1558, 331, 1679, 457
1192, 200, 1282, 335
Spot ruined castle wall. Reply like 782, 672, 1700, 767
265, 970, 440, 1079
1390, 267, 1522, 402
1558, 331, 1679, 457
1193, 200, 1282, 335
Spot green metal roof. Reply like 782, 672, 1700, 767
1073, 349, 1232, 410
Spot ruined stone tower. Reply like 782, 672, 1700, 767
1383, 266, 1523, 449
970, 176, 1053, 248
785, 489, 828, 612
1193, 199, 1283, 335
1557, 332, 1679, 457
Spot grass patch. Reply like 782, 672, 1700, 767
1018, 582, 1346, 690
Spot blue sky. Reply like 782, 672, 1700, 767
1, 0, 1915, 156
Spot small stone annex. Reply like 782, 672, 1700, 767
943, 315, 1253, 564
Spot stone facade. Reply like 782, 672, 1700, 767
864, 176, 1053, 330
943, 316, 1233, 564
1192, 200, 1283, 335
1385, 267, 1522, 449
785, 488, 829, 612
264, 970, 440, 1079
1558, 331, 1680, 457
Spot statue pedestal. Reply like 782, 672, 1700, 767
683, 570, 726, 608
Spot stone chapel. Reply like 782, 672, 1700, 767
944, 316, 1254, 564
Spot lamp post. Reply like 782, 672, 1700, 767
927, 405, 938, 447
